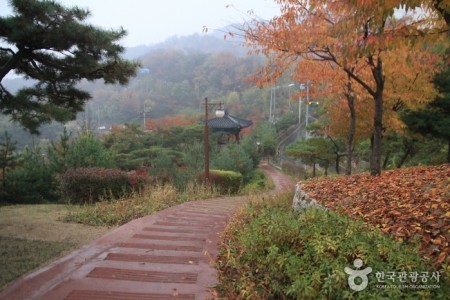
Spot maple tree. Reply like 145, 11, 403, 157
358, 0, 450, 31
243, 0, 448, 176
428, 0, 450, 25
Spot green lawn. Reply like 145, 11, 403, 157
0, 204, 112, 290
0, 236, 73, 289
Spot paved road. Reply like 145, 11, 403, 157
0, 163, 296, 300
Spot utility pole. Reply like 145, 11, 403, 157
269, 88, 273, 123
143, 102, 146, 130
298, 95, 302, 125
305, 81, 310, 130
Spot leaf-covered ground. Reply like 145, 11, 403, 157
300, 164, 450, 270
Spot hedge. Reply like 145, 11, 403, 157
60, 167, 145, 204
197, 169, 243, 194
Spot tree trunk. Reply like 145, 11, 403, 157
312, 162, 316, 177
382, 151, 390, 169
345, 79, 356, 175
371, 93, 383, 176
397, 142, 413, 168
1, 167, 5, 188
370, 57, 384, 176
335, 155, 340, 174
447, 137, 450, 163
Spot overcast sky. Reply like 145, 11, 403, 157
0, 0, 280, 47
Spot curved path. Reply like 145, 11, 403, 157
0, 163, 296, 300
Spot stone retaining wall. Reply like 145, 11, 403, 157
292, 183, 324, 211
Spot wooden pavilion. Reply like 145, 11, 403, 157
207, 110, 252, 144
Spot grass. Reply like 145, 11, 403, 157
240, 168, 276, 195
0, 204, 112, 291
0, 237, 73, 289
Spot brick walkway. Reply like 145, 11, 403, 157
0, 163, 296, 300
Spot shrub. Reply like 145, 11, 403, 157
217, 194, 448, 299
59, 167, 140, 204
197, 169, 243, 194
241, 168, 273, 195
2, 147, 58, 204
211, 144, 254, 182
49, 131, 116, 173
240, 137, 262, 168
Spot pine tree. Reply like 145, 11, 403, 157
0, 131, 17, 188
401, 67, 450, 163
0, 0, 139, 133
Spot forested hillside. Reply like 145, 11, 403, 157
79, 49, 266, 125
1, 33, 274, 149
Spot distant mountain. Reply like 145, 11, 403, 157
124, 28, 247, 60
124, 45, 155, 60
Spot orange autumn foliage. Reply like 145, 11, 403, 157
244, 0, 447, 175
145, 115, 197, 131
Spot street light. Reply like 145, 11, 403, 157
298, 81, 312, 134
288, 83, 295, 111
204, 97, 224, 185
299, 82, 307, 126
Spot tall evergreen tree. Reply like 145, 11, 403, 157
0, 131, 17, 188
0, 0, 139, 133
401, 67, 450, 163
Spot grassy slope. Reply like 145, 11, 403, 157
0, 204, 112, 290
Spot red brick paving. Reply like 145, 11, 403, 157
0, 163, 295, 300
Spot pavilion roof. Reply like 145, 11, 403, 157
207, 110, 252, 132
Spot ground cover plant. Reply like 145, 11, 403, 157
300, 164, 450, 270
217, 193, 448, 299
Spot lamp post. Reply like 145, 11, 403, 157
204, 97, 225, 185
299, 81, 311, 137
305, 81, 310, 128
288, 83, 295, 111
